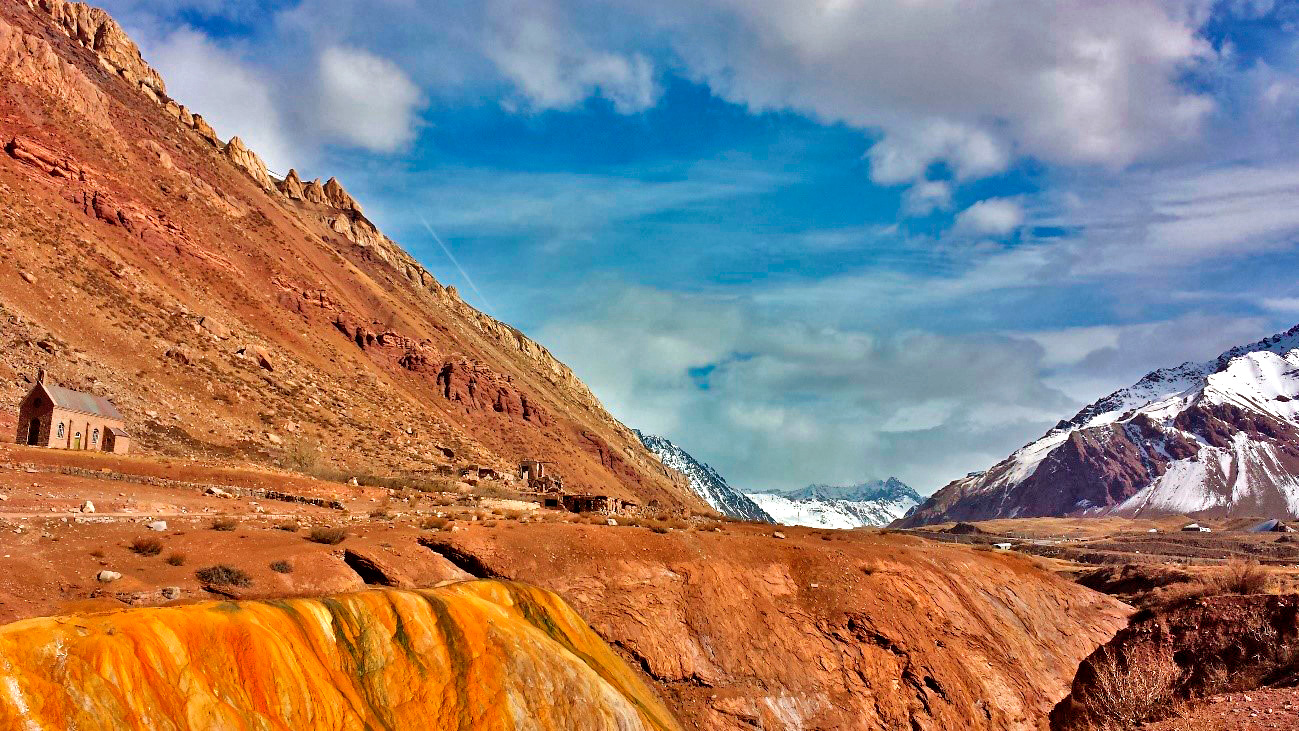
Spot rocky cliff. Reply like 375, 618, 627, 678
897, 324, 1299, 527
634, 430, 772, 521
0, 0, 700, 510
0, 581, 682, 730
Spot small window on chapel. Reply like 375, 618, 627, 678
92, 429, 99, 444
57, 423, 65, 438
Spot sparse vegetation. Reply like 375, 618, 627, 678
269, 560, 293, 574
210, 517, 238, 531
89, 548, 105, 558
128, 537, 163, 556
421, 516, 449, 531
369, 507, 392, 520
648, 521, 670, 534
165, 552, 186, 566
307, 527, 347, 545
1075, 646, 1181, 730
1213, 558, 1271, 595
195, 564, 252, 588
275, 521, 300, 532
668, 518, 689, 531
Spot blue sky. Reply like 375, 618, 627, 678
105, 0, 1299, 492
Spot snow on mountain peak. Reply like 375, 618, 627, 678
633, 431, 773, 522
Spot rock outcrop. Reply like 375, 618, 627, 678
223, 136, 273, 191
0, 581, 683, 730
30, 0, 165, 96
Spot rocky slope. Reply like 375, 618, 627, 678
897, 324, 1299, 527
749, 477, 922, 528
634, 431, 772, 521
0, 581, 682, 730
0, 0, 702, 511
428, 522, 1129, 730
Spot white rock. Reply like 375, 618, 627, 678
773, 531, 787, 539
606, 518, 618, 526
96, 570, 121, 583
146, 520, 168, 532
80, 501, 95, 513
160, 586, 182, 600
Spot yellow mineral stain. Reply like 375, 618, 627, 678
0, 581, 682, 731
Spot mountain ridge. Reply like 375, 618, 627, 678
897, 323, 1299, 527
750, 477, 921, 528
634, 430, 773, 522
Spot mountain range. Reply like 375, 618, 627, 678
748, 478, 922, 528
897, 324, 1299, 527
634, 431, 773, 522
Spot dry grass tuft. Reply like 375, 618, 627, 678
195, 564, 251, 588
165, 552, 186, 566
128, 537, 163, 556
210, 517, 237, 532
1077, 645, 1182, 730
306, 527, 347, 545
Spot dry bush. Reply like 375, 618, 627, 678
307, 527, 347, 545
275, 521, 300, 532
1078, 646, 1182, 730
369, 507, 392, 520
210, 517, 237, 531
283, 437, 323, 474
269, 560, 293, 574
668, 518, 689, 531
695, 520, 723, 532
195, 564, 252, 588
165, 552, 186, 566
89, 547, 105, 558
421, 516, 449, 531
648, 521, 670, 534
1213, 559, 1271, 595
503, 509, 525, 521
483, 520, 498, 528
128, 537, 163, 556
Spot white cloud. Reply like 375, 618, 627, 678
314, 47, 423, 152
141, 28, 296, 171
903, 181, 953, 216
954, 198, 1024, 236
485, 0, 658, 113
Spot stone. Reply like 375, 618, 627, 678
146, 520, 167, 532
80, 500, 95, 514
606, 518, 618, 526
164, 346, 191, 365
267, 433, 283, 445
96, 570, 121, 583
19, 271, 35, 284
198, 316, 230, 339
223, 136, 274, 191
251, 345, 274, 372
278, 169, 305, 200
159, 586, 181, 600
773, 531, 786, 540
204, 486, 231, 499
191, 114, 219, 145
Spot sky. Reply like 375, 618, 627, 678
101, 0, 1299, 494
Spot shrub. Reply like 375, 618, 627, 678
1213, 559, 1271, 595
195, 564, 252, 588
307, 527, 347, 545
275, 521, 299, 532
668, 518, 689, 531
210, 517, 237, 531
1076, 646, 1181, 729
165, 552, 186, 567
369, 508, 392, 520
89, 548, 105, 558
421, 516, 450, 530
269, 560, 293, 574
648, 521, 670, 534
129, 537, 163, 556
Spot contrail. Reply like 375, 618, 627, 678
417, 214, 496, 316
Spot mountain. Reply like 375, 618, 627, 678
634, 431, 773, 522
748, 478, 922, 528
896, 324, 1299, 527
0, 0, 702, 512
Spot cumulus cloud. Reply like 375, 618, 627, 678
903, 181, 953, 216
314, 46, 423, 152
954, 198, 1024, 236
485, 0, 658, 113
537, 284, 1076, 492
141, 28, 297, 171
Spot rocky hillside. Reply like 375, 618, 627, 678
0, 0, 703, 511
0, 581, 682, 730
635, 431, 772, 522
897, 324, 1299, 527
749, 478, 922, 528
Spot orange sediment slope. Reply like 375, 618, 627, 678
0, 581, 682, 730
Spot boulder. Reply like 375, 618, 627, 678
251, 345, 274, 372
159, 586, 181, 600
198, 316, 230, 339
146, 520, 167, 532
164, 346, 191, 365
96, 570, 120, 583
19, 271, 35, 284
80, 500, 95, 513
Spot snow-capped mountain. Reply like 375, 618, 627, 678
634, 431, 773, 522
896, 324, 1299, 527
748, 478, 922, 529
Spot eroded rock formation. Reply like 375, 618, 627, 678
0, 581, 682, 731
